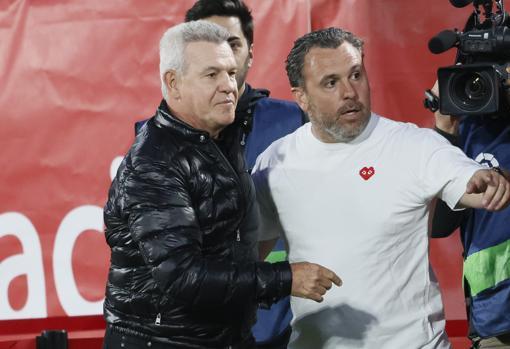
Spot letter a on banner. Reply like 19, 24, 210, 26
0, 212, 47, 319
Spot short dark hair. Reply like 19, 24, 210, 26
185, 0, 254, 46
286, 27, 364, 88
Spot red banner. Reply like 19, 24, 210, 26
0, 0, 472, 326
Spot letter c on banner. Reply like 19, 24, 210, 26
53, 205, 104, 316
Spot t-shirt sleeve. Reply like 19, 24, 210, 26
251, 152, 284, 242
417, 130, 482, 210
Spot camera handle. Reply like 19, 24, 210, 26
424, 89, 440, 113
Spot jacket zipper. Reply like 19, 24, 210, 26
155, 312, 161, 325
208, 139, 246, 241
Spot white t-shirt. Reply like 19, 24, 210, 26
252, 114, 481, 349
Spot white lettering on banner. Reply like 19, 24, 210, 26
0, 212, 47, 319
0, 158, 121, 319
53, 205, 104, 316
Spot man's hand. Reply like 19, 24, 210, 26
459, 169, 510, 211
290, 262, 342, 303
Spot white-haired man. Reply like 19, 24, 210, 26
102, 21, 340, 349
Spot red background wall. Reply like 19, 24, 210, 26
0, 0, 478, 346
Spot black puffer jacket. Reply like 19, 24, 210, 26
103, 100, 292, 348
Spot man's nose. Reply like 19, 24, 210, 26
218, 72, 237, 94
341, 80, 357, 99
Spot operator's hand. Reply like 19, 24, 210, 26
431, 80, 460, 135
464, 169, 510, 211
290, 262, 342, 302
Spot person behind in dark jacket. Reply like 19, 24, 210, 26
429, 78, 510, 348
184, 2, 308, 348
102, 20, 341, 349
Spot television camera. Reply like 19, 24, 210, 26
426, 0, 510, 115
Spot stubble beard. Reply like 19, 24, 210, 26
310, 104, 370, 143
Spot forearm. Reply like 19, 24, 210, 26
457, 192, 484, 209
156, 255, 292, 308
434, 111, 460, 136
134, 227, 292, 308
129, 203, 292, 308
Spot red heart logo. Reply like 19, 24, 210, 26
359, 166, 375, 180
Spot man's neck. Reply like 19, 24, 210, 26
163, 99, 221, 138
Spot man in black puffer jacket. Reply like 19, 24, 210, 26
102, 20, 341, 349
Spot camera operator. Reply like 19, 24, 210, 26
430, 75, 510, 348
427, 2, 510, 346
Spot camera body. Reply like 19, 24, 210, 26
438, 62, 508, 115
431, 0, 510, 116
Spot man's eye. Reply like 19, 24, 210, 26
207, 72, 217, 78
230, 42, 241, 51
351, 71, 361, 80
325, 80, 336, 88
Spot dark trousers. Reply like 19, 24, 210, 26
103, 326, 178, 349
103, 325, 256, 349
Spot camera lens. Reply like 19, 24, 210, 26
450, 71, 493, 111
466, 76, 485, 99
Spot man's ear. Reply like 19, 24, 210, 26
291, 87, 309, 112
164, 70, 181, 100
247, 43, 254, 69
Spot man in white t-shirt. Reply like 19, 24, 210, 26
252, 27, 510, 349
